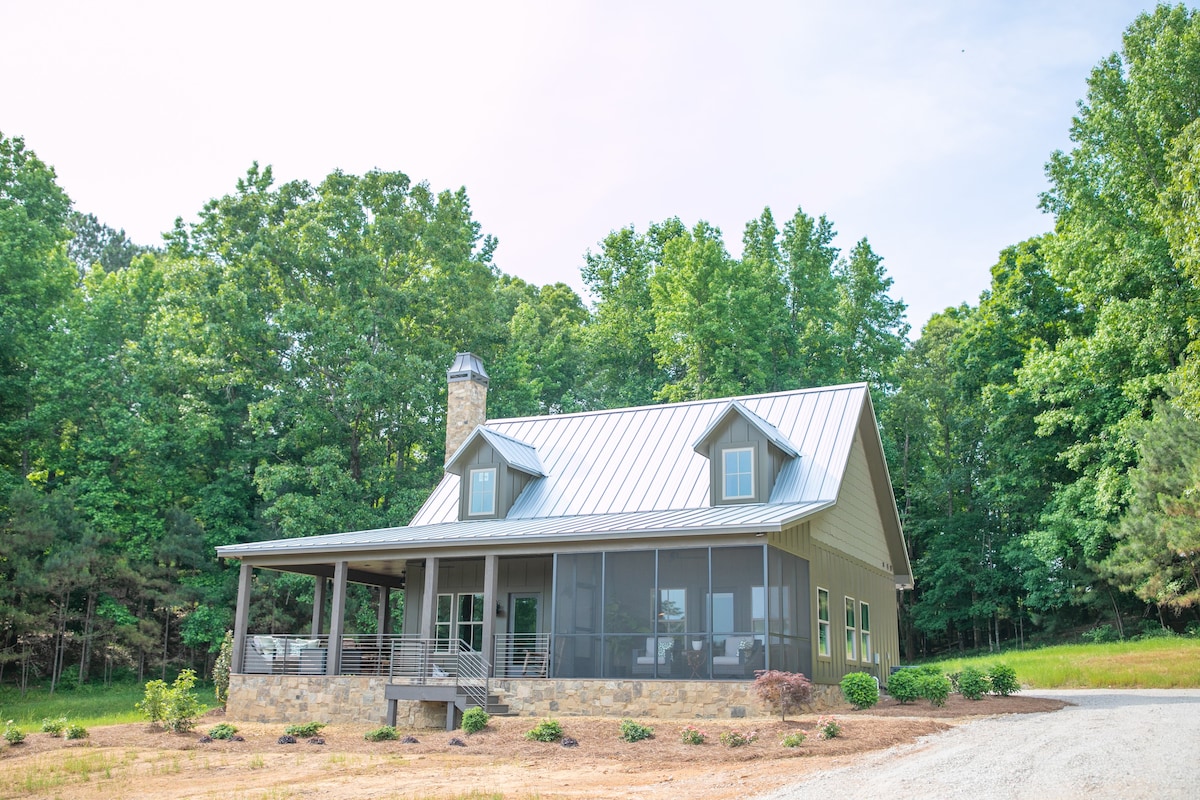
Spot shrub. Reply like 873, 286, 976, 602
1081, 624, 1120, 644
680, 725, 706, 745
285, 722, 326, 738
840, 672, 879, 710
4, 723, 25, 745
918, 673, 951, 707
719, 730, 758, 747
751, 670, 814, 721
887, 668, 921, 704
208, 723, 239, 740
816, 716, 841, 739
138, 669, 205, 733
988, 663, 1019, 696
41, 717, 67, 736
213, 631, 234, 707
780, 731, 807, 747
65, 723, 89, 740
957, 666, 989, 701
461, 707, 490, 734
365, 726, 400, 742
525, 719, 563, 742
619, 718, 654, 742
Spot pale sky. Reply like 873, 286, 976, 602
1, 1, 1163, 330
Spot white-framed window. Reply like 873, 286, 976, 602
468, 467, 497, 516
845, 596, 858, 661
722, 447, 754, 500
435, 592, 485, 651
860, 601, 872, 664
817, 587, 830, 657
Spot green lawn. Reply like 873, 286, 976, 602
0, 682, 216, 730
927, 636, 1200, 689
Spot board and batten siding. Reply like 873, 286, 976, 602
814, 431, 892, 572
403, 556, 553, 636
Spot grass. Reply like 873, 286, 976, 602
927, 636, 1200, 689
0, 681, 216, 729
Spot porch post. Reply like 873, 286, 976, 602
420, 557, 439, 640
377, 587, 391, 636
482, 554, 499, 672
231, 562, 253, 673
327, 561, 349, 674
311, 577, 326, 637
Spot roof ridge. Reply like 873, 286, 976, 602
489, 382, 869, 426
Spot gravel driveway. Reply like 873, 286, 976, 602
755, 689, 1200, 800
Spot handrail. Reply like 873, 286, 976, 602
388, 637, 491, 708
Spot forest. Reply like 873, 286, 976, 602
2, 4, 1199, 689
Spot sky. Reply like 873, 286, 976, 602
1, 0, 1167, 330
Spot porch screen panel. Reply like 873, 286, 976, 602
658, 548, 709, 678
709, 546, 765, 678
552, 553, 602, 678
603, 551, 655, 678
767, 547, 811, 677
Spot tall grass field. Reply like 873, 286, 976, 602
0, 682, 215, 730
928, 637, 1200, 689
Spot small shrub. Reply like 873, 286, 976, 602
1081, 624, 1120, 644
957, 666, 989, 701
781, 731, 807, 747
680, 725, 706, 745
41, 717, 67, 736
988, 663, 1019, 696
619, 718, 654, 743
213, 631, 234, 707
208, 723, 239, 740
138, 669, 204, 733
840, 672, 879, 710
525, 718, 563, 742
284, 722, 326, 739
751, 670, 814, 721
364, 725, 398, 741
461, 707, 490, 734
918, 673, 951, 707
719, 730, 758, 747
65, 723, 89, 740
816, 716, 841, 739
4, 723, 25, 745
887, 668, 921, 704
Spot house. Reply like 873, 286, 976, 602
217, 354, 912, 726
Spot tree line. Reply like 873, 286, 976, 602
2, 3, 1198, 688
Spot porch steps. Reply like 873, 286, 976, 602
385, 684, 514, 730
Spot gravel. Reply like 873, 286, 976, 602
754, 689, 1200, 800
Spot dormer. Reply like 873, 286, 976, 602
692, 400, 799, 506
445, 427, 545, 520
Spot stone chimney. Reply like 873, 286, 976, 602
445, 352, 489, 464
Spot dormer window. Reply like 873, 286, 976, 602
723, 447, 754, 500
468, 467, 497, 516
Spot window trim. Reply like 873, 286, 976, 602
468, 466, 497, 517
721, 446, 755, 501
845, 595, 858, 662
859, 600, 872, 664
816, 587, 831, 658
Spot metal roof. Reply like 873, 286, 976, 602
216, 501, 836, 557
216, 383, 888, 562
411, 383, 867, 525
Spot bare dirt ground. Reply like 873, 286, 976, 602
0, 695, 1065, 800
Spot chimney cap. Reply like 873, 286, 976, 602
447, 352, 489, 384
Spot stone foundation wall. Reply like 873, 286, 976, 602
227, 675, 847, 728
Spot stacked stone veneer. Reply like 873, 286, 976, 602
228, 675, 846, 727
